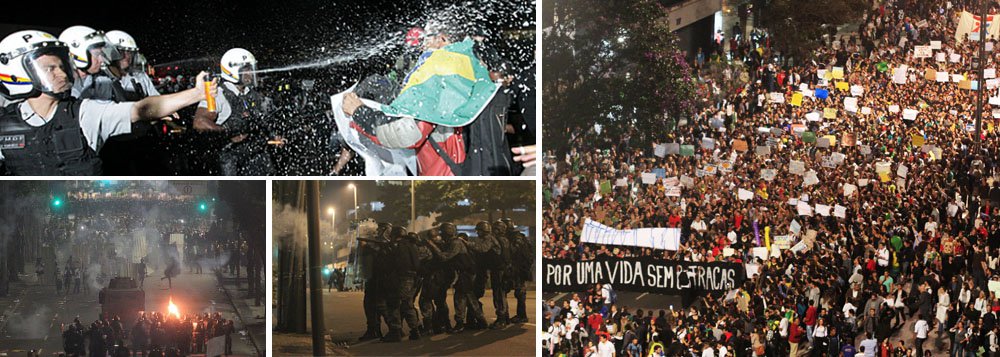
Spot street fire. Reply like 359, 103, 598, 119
167, 297, 180, 319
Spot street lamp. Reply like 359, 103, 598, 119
334, 206, 337, 270
347, 183, 359, 289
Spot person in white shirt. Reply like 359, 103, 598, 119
690, 214, 707, 233
566, 313, 580, 333
597, 334, 616, 357
914, 314, 929, 356
876, 244, 890, 268
716, 342, 728, 357
974, 291, 989, 317
700, 344, 714, 357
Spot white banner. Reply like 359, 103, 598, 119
957, 11, 1000, 42
580, 218, 681, 251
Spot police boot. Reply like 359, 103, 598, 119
358, 326, 381, 341
449, 322, 465, 334
379, 329, 402, 343
489, 319, 509, 330
434, 322, 449, 335
511, 316, 528, 323
408, 329, 421, 341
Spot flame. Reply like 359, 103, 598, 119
167, 297, 180, 319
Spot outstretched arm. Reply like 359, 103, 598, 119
132, 72, 217, 123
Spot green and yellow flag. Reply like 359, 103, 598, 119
381, 38, 501, 127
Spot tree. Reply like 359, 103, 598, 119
751, 0, 867, 62
370, 181, 534, 224
543, 0, 700, 152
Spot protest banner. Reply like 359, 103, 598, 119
544, 257, 746, 295
580, 218, 681, 251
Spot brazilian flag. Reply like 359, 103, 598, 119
381, 38, 501, 127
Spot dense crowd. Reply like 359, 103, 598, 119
60, 312, 236, 357
544, 0, 1000, 356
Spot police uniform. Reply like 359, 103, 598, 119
440, 237, 483, 330
197, 81, 274, 175
0, 99, 133, 175
383, 236, 423, 341
89, 71, 165, 175
490, 230, 512, 326
357, 229, 389, 341
508, 229, 531, 322
418, 238, 452, 333
72, 74, 123, 101
119, 72, 160, 99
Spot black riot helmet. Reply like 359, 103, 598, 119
389, 226, 407, 241
439, 222, 457, 240
475, 221, 492, 235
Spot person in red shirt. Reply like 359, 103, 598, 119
668, 209, 682, 228
789, 321, 804, 356
587, 310, 603, 333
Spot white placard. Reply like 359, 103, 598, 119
815, 204, 831, 216
654, 144, 667, 157
797, 201, 814, 216
844, 183, 857, 197
789, 160, 806, 175
641, 172, 656, 184
903, 108, 919, 120
803, 170, 819, 186
844, 97, 859, 112
834, 205, 847, 218
738, 188, 754, 201
914, 45, 933, 58
876, 162, 892, 174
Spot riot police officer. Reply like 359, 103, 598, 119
58, 26, 123, 101
504, 218, 531, 323
489, 219, 513, 329
357, 222, 392, 341
381, 227, 422, 342
0, 30, 217, 175
99, 29, 168, 175
104, 30, 157, 100
426, 223, 487, 333
193, 48, 280, 175
418, 231, 454, 334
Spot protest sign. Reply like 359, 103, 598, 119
544, 257, 746, 295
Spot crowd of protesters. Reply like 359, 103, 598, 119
544, 0, 1000, 356
61, 312, 236, 357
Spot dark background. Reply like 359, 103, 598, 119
2, 0, 535, 77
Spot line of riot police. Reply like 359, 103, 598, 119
356, 218, 532, 343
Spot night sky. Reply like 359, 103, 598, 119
2, 0, 535, 73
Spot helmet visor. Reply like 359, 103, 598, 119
238, 63, 257, 87
26, 47, 74, 95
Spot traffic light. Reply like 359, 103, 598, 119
197, 201, 209, 213
51, 197, 64, 208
